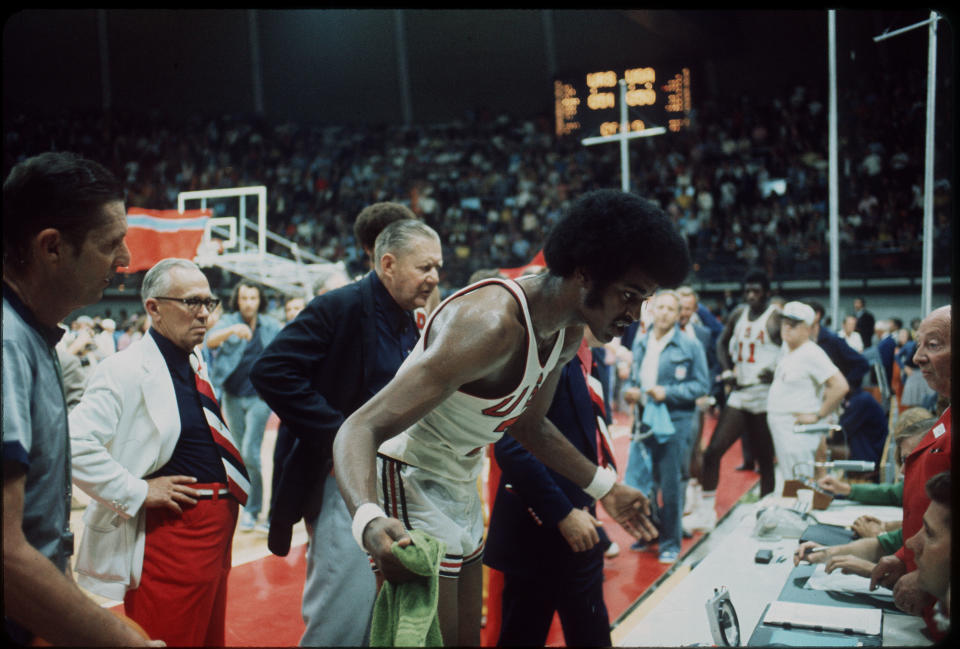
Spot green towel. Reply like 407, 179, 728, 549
370, 528, 447, 647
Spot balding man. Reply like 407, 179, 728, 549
870, 305, 951, 641
251, 219, 443, 646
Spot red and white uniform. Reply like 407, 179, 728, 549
726, 304, 780, 414
377, 278, 565, 570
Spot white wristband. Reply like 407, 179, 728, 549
584, 465, 618, 500
351, 502, 387, 549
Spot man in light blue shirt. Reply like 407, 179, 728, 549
3, 151, 159, 646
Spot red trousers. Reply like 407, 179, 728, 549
124, 485, 238, 647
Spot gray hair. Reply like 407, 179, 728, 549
373, 219, 440, 272
141, 258, 204, 306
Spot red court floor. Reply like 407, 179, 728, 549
114, 410, 758, 647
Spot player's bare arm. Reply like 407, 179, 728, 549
332, 287, 529, 580
716, 305, 744, 370
766, 309, 783, 346
506, 330, 658, 541
3, 467, 157, 646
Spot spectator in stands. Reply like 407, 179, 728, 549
205, 281, 282, 532
839, 314, 865, 352
870, 305, 951, 640
92, 318, 116, 358
65, 315, 101, 380
853, 297, 876, 349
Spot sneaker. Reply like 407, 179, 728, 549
629, 540, 649, 552
253, 520, 270, 535
682, 506, 716, 534
604, 541, 620, 558
238, 512, 257, 532
658, 550, 679, 564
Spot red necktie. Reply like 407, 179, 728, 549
576, 339, 617, 470
191, 352, 250, 505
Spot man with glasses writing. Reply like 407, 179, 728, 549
69, 258, 249, 646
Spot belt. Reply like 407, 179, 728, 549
194, 484, 231, 501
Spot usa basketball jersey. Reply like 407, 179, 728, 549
377, 278, 565, 483
726, 303, 780, 413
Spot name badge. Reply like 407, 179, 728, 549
675, 365, 687, 380
932, 423, 946, 439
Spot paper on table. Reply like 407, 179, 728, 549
764, 600, 883, 635
804, 563, 893, 596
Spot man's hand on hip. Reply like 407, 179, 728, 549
144, 475, 200, 514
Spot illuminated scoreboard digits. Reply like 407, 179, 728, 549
554, 65, 692, 138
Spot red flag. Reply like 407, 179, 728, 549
499, 249, 546, 279
122, 208, 211, 272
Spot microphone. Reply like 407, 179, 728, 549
815, 460, 876, 472
793, 424, 843, 434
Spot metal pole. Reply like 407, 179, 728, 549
828, 11, 840, 330
395, 10, 413, 126
97, 10, 112, 112
921, 11, 937, 316
248, 10, 264, 116
619, 79, 629, 192
542, 10, 557, 79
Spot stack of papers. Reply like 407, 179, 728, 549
763, 600, 883, 635
804, 563, 893, 596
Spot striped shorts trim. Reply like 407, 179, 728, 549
376, 454, 485, 578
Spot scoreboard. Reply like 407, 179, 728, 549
554, 66, 692, 138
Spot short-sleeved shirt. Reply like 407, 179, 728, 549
767, 340, 839, 415
2, 284, 73, 572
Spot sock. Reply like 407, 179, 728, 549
701, 490, 717, 511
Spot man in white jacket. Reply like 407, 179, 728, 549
70, 258, 249, 646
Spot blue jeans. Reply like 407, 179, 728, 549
220, 391, 272, 519
624, 432, 683, 555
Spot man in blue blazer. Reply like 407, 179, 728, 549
485, 334, 616, 647
249, 219, 442, 646
808, 301, 869, 391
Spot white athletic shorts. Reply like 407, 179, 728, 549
725, 384, 770, 414
376, 454, 485, 578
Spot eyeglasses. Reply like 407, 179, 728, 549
154, 296, 221, 312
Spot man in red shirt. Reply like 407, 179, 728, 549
870, 305, 950, 639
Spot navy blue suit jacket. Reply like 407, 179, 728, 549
250, 272, 382, 554
484, 356, 610, 577
817, 326, 870, 390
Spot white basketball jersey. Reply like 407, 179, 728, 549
378, 278, 565, 483
729, 303, 780, 387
